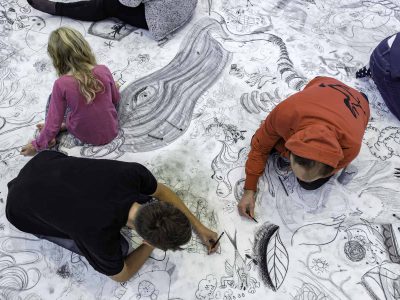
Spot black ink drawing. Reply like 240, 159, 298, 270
205, 117, 247, 145
344, 221, 400, 265
211, 142, 248, 198
344, 241, 366, 262
56, 263, 71, 279
214, 12, 307, 91
205, 119, 249, 198
297, 246, 355, 300
382, 224, 400, 264
301, 50, 364, 80
361, 262, 400, 300
310, 257, 329, 275
104, 41, 114, 49
291, 219, 345, 246
313, 3, 396, 53
263, 152, 341, 229
292, 218, 395, 267
221, 230, 260, 293
55, 14, 306, 155
240, 87, 284, 114
56, 17, 232, 156
33, 58, 51, 73
0, 236, 42, 299
107, 258, 180, 299
137, 280, 159, 300
117, 17, 231, 153
364, 125, 400, 160
233, 178, 245, 203
0, 1, 30, 32
0, 67, 26, 108
222, 5, 273, 33
292, 281, 332, 300
3, 0, 400, 298
252, 222, 289, 291
112, 54, 150, 87
264, 152, 295, 198
183, 193, 219, 254
88, 18, 138, 41
0, 107, 43, 163
195, 274, 217, 300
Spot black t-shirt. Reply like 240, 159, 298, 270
6, 151, 157, 276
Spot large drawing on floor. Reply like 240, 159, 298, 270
55, 13, 307, 157
2, 0, 400, 299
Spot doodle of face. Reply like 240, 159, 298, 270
24, 16, 45, 32
25, 16, 85, 52
216, 177, 230, 197
138, 280, 155, 297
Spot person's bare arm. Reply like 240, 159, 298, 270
110, 243, 154, 282
151, 183, 219, 253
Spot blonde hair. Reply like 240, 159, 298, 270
47, 27, 104, 103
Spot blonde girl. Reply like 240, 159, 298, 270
21, 27, 120, 156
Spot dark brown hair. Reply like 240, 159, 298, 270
134, 202, 192, 251
291, 153, 334, 177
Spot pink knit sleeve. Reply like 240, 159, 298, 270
32, 80, 66, 151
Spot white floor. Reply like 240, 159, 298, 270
1, 0, 400, 299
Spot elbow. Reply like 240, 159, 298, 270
110, 276, 128, 283
109, 265, 136, 282
110, 272, 134, 282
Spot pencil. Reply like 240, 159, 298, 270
278, 176, 289, 196
211, 232, 225, 249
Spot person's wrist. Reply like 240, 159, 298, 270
243, 189, 255, 197
194, 223, 207, 234
142, 241, 155, 250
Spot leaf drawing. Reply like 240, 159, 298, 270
253, 223, 289, 291
266, 228, 289, 291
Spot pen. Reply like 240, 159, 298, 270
248, 213, 258, 223
245, 209, 258, 223
211, 232, 225, 249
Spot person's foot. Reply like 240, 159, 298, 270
356, 66, 371, 79
27, 0, 56, 14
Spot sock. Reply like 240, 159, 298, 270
356, 66, 371, 79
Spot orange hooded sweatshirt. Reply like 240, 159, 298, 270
244, 76, 370, 191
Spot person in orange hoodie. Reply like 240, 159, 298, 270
238, 76, 370, 219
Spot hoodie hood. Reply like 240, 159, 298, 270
285, 124, 344, 168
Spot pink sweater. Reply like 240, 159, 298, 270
33, 65, 120, 151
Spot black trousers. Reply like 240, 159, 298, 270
54, 0, 148, 29
35, 234, 130, 257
